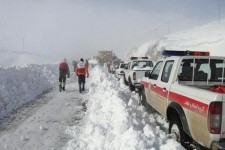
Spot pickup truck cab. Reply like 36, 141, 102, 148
139, 50, 225, 149
124, 57, 153, 91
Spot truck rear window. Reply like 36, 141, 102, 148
178, 58, 225, 82
132, 61, 153, 69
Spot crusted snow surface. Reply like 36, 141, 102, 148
65, 66, 184, 150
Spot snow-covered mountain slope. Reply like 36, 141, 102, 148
0, 50, 55, 67
0, 64, 58, 119
127, 20, 225, 60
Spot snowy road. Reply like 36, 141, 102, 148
0, 66, 185, 150
0, 81, 86, 150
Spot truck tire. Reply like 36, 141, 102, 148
138, 87, 146, 105
129, 84, 135, 91
128, 77, 135, 91
123, 75, 128, 85
169, 116, 187, 146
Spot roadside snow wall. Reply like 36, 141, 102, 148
0, 64, 58, 119
65, 66, 184, 150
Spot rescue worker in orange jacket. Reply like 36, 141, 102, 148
76, 58, 89, 93
59, 58, 70, 92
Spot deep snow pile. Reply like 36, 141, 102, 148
127, 20, 225, 59
0, 64, 58, 119
65, 66, 184, 150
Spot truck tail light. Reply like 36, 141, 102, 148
208, 102, 222, 134
133, 72, 136, 80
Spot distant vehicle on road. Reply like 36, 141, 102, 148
115, 63, 127, 79
109, 60, 123, 74
124, 57, 154, 91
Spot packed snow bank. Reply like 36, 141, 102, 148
0, 64, 58, 119
127, 20, 225, 60
65, 66, 184, 150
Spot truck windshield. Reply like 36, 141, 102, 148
120, 63, 126, 68
178, 58, 225, 83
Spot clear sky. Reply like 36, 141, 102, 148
0, 0, 224, 62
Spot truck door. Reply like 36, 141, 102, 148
155, 60, 174, 116
147, 61, 163, 109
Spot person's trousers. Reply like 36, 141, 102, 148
59, 74, 66, 88
78, 75, 86, 92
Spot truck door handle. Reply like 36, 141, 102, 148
153, 84, 156, 87
163, 87, 167, 91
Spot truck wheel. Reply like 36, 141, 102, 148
169, 116, 186, 146
128, 77, 135, 91
123, 75, 128, 85
138, 88, 146, 105
129, 84, 135, 91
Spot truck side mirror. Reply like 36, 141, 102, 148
145, 71, 150, 77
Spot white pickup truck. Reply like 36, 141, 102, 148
139, 50, 225, 149
115, 63, 127, 79
123, 57, 154, 91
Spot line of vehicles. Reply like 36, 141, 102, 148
113, 57, 154, 91
111, 50, 225, 150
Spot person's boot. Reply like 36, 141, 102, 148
62, 82, 65, 91
79, 83, 82, 93
82, 84, 85, 91
59, 82, 62, 92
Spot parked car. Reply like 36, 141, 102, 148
139, 50, 225, 149
109, 60, 123, 74
115, 63, 127, 79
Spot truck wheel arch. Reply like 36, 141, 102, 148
167, 102, 191, 136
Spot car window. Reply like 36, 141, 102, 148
146, 61, 153, 67
150, 61, 163, 80
178, 59, 194, 81
120, 64, 125, 68
178, 58, 225, 82
161, 61, 174, 82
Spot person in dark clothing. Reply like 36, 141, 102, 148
59, 58, 70, 92
76, 58, 89, 93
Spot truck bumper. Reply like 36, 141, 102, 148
212, 141, 225, 150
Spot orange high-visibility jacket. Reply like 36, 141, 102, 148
76, 61, 88, 76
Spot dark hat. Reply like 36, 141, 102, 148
80, 58, 84, 62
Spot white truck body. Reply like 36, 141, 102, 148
124, 58, 153, 90
115, 63, 127, 79
140, 54, 225, 149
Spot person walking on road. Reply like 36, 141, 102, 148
72, 59, 77, 69
76, 58, 89, 93
85, 59, 89, 69
59, 58, 70, 92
